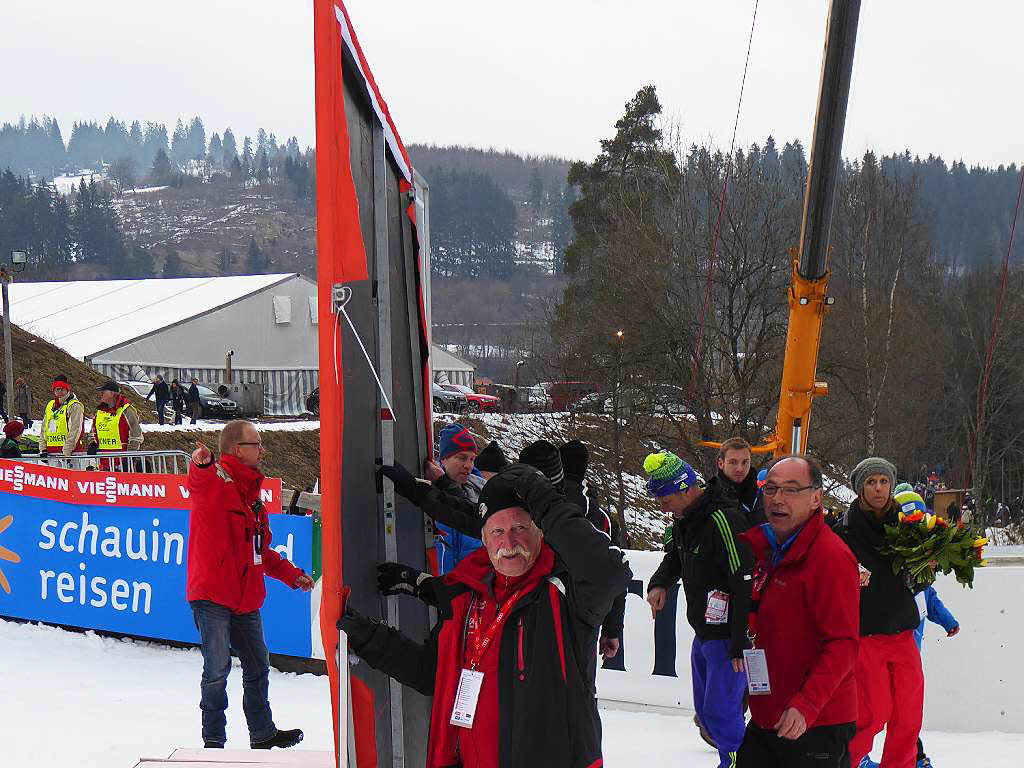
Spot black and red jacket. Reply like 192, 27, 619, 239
834, 498, 922, 636
341, 487, 629, 768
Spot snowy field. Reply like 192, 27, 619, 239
1, 619, 1022, 767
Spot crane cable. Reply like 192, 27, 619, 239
687, 0, 761, 412
963, 164, 1024, 491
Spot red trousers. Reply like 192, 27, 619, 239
849, 631, 923, 768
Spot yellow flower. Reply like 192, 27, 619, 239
925, 514, 937, 531
973, 537, 988, 547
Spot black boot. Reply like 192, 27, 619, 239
251, 728, 303, 750
203, 742, 224, 749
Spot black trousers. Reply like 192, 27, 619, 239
737, 722, 855, 768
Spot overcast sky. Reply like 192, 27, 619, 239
5, 1, 1022, 168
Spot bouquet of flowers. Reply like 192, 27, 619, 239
880, 491, 987, 588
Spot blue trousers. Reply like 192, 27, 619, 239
692, 636, 747, 768
191, 600, 276, 746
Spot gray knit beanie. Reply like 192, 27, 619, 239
850, 457, 896, 496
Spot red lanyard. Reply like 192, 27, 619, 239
747, 563, 771, 648
464, 588, 527, 670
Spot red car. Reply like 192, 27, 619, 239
441, 383, 501, 413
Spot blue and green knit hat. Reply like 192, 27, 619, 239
643, 451, 698, 497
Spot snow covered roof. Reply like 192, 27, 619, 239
8, 274, 300, 360
431, 344, 475, 372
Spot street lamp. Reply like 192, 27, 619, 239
513, 360, 525, 413
611, 329, 628, 545
1, 251, 26, 417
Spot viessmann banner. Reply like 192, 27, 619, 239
0, 459, 313, 657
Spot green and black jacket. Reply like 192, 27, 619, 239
649, 476, 754, 657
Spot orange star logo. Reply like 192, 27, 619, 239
0, 514, 20, 594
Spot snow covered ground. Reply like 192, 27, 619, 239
1, 618, 1022, 767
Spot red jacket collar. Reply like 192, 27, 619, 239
97, 395, 130, 413
445, 542, 556, 598
218, 454, 265, 503
743, 511, 827, 567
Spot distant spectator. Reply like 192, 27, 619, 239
41, 375, 85, 457
0, 380, 7, 423
15, 377, 32, 428
146, 375, 171, 426
170, 380, 186, 425
1, 421, 23, 458
188, 378, 203, 424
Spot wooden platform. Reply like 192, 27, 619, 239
133, 748, 334, 767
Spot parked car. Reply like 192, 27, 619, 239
440, 383, 501, 413
305, 387, 320, 416
522, 384, 552, 412
544, 381, 599, 411
432, 383, 464, 414
580, 384, 688, 419
192, 384, 240, 419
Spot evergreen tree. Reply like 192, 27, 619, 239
222, 127, 238, 167
207, 132, 223, 171
163, 249, 183, 278
142, 122, 169, 170
171, 119, 188, 168
256, 150, 270, 186
218, 246, 233, 273
246, 237, 266, 272
151, 147, 173, 184
188, 116, 206, 171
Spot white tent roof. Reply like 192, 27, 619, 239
431, 344, 475, 372
8, 274, 297, 360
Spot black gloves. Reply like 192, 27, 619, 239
377, 463, 432, 505
86, 443, 98, 456
560, 440, 589, 484
377, 562, 432, 598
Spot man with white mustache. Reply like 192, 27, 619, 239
338, 464, 631, 768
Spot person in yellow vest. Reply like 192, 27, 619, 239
87, 381, 143, 471
41, 374, 85, 457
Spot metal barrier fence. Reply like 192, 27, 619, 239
14, 450, 192, 475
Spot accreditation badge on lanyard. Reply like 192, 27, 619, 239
251, 502, 264, 566
744, 564, 772, 695
450, 589, 525, 728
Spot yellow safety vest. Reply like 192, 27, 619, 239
95, 402, 133, 452
43, 396, 82, 450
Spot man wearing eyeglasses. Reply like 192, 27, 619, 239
186, 419, 314, 751
644, 450, 753, 768
735, 455, 859, 768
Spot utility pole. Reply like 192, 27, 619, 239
1, 250, 25, 418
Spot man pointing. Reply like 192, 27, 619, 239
186, 419, 314, 750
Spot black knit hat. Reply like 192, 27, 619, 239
478, 469, 525, 522
519, 439, 564, 486
475, 440, 509, 473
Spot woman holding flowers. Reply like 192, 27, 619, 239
835, 457, 925, 768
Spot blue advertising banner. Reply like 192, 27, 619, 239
0, 493, 313, 657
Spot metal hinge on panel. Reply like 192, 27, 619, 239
331, 284, 353, 314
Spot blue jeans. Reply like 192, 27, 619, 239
191, 600, 276, 745
692, 636, 748, 768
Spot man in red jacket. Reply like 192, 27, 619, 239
186, 420, 314, 750
736, 455, 860, 768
